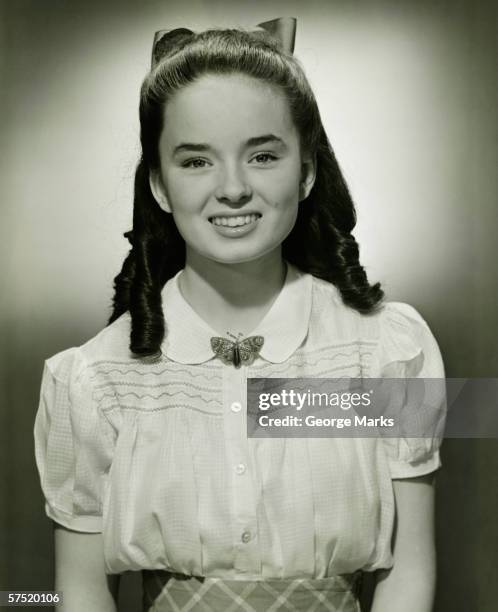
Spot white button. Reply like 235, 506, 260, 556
231, 402, 242, 413
241, 530, 251, 543
235, 463, 246, 475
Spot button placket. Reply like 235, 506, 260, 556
223, 365, 260, 574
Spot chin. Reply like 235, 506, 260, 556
191, 245, 272, 266
209, 254, 265, 265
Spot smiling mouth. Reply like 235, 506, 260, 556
209, 213, 262, 227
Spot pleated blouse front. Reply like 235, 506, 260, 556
34, 262, 446, 578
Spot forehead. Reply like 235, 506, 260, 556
161, 74, 297, 149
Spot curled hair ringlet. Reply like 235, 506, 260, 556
108, 27, 385, 358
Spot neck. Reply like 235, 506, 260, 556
178, 248, 287, 337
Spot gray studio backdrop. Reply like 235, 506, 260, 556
1, 1, 497, 610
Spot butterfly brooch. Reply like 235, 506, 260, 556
210, 332, 264, 368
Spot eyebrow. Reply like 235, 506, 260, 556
172, 134, 287, 156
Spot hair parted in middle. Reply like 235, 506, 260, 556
108, 27, 385, 358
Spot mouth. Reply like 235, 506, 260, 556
208, 213, 262, 227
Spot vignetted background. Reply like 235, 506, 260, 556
1, 0, 497, 610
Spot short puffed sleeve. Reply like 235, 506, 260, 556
34, 347, 115, 532
371, 302, 447, 479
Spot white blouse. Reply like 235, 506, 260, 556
34, 262, 446, 578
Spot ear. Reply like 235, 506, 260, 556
149, 170, 172, 213
299, 152, 317, 202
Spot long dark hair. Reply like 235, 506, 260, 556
108, 28, 385, 357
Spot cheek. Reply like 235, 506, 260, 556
161, 167, 208, 207
267, 185, 300, 215
263, 167, 301, 205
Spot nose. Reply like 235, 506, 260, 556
214, 163, 252, 204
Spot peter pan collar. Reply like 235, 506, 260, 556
160, 261, 313, 365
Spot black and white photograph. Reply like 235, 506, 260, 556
1, 1, 497, 611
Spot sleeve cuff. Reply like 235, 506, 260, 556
45, 502, 103, 533
388, 449, 442, 479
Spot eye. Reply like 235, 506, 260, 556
182, 158, 210, 169
252, 153, 278, 164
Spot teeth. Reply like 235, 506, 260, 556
211, 214, 260, 227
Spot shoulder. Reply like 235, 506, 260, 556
308, 275, 380, 342
309, 275, 364, 333
375, 301, 439, 353
44, 313, 133, 384
378, 301, 433, 333
310, 275, 432, 338
307, 276, 443, 373
372, 301, 444, 377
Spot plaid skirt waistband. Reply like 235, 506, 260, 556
142, 569, 362, 612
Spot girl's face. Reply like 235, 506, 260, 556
150, 73, 315, 266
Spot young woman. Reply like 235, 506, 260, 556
34, 18, 446, 612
